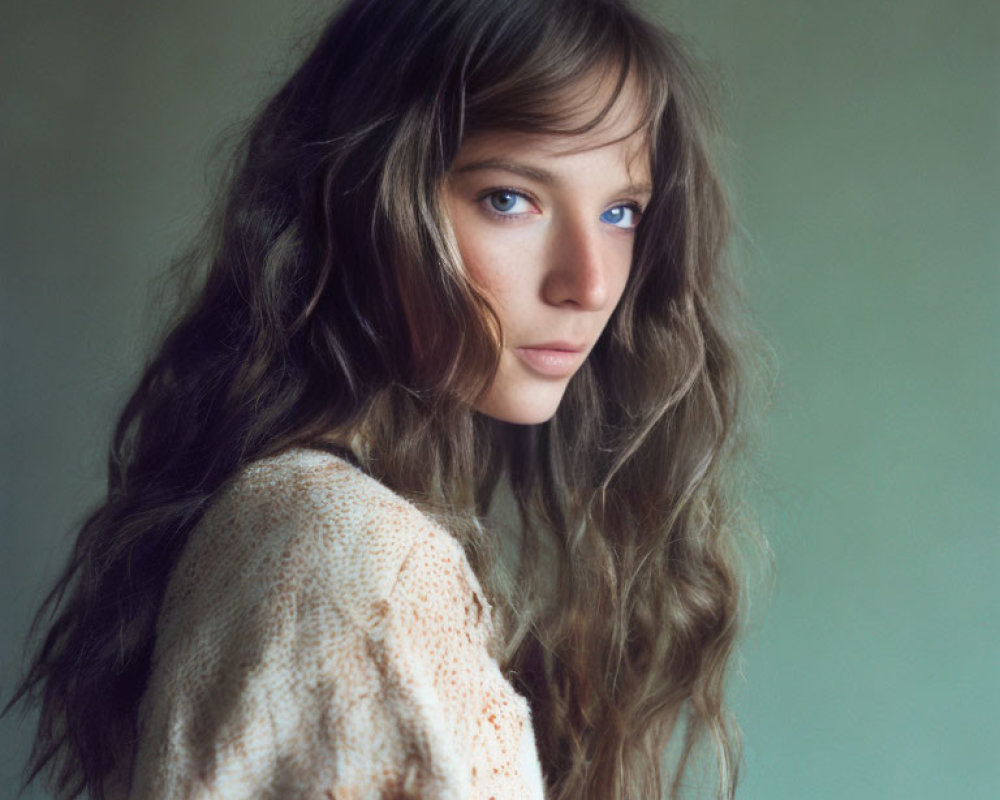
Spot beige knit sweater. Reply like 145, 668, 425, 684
129, 448, 547, 799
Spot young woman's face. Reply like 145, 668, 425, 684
443, 95, 652, 424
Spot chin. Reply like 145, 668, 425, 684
492, 407, 560, 426
474, 385, 567, 425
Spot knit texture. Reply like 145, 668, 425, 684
128, 448, 547, 799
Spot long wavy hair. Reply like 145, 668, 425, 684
9, 0, 758, 797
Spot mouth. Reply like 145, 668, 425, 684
514, 342, 587, 378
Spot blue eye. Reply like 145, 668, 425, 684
486, 190, 531, 215
601, 205, 640, 229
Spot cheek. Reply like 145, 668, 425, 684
593, 236, 635, 318
453, 223, 540, 310
612, 253, 633, 307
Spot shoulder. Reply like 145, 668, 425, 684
168, 447, 458, 632
134, 449, 547, 799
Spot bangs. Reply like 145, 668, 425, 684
460, 0, 670, 146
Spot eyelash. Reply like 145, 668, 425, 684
476, 188, 644, 229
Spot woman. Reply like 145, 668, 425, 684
10, 0, 755, 797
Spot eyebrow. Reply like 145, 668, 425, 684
451, 157, 653, 198
452, 158, 553, 183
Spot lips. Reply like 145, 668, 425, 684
514, 342, 587, 378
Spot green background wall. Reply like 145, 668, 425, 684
2, 1, 996, 798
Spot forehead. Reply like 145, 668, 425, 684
454, 126, 651, 187
458, 72, 653, 179
452, 130, 652, 194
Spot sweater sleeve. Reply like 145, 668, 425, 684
128, 453, 546, 800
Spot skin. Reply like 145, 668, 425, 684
443, 90, 652, 424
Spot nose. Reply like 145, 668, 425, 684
541, 215, 611, 311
